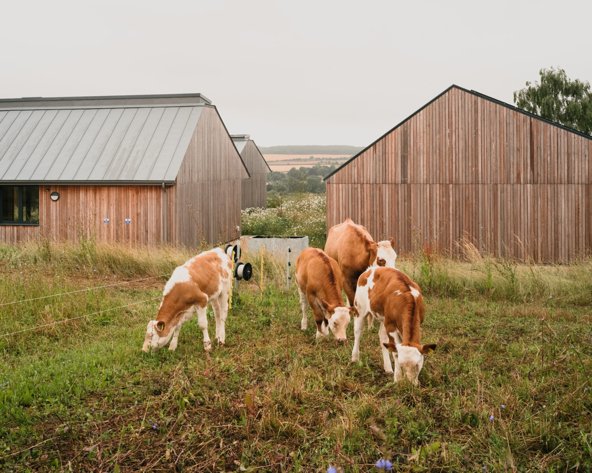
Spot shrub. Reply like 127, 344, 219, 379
241, 193, 327, 247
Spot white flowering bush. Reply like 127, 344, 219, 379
241, 193, 327, 247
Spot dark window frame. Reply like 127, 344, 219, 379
0, 185, 40, 226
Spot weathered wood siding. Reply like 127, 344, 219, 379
326, 87, 592, 262
241, 140, 269, 209
175, 107, 247, 247
0, 185, 175, 245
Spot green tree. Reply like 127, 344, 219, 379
513, 67, 592, 135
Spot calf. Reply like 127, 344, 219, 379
295, 247, 353, 342
351, 267, 436, 385
142, 247, 233, 352
324, 218, 397, 306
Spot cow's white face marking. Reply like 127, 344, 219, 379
376, 241, 397, 267
328, 306, 351, 341
390, 335, 424, 386
163, 266, 191, 296
410, 287, 420, 299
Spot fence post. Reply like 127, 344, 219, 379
287, 247, 292, 289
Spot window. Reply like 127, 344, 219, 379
0, 186, 39, 225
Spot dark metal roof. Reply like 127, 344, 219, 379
0, 94, 210, 183
324, 84, 592, 181
0, 93, 211, 109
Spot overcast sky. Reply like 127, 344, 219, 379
3, 0, 591, 146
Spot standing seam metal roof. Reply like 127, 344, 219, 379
0, 99, 205, 183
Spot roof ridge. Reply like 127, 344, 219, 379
324, 84, 591, 181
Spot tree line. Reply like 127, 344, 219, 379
266, 164, 338, 194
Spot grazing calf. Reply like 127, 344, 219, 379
351, 267, 436, 385
324, 218, 397, 306
295, 248, 354, 342
142, 247, 233, 352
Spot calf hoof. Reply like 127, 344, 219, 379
203, 342, 212, 352
168, 345, 178, 352
216, 338, 225, 346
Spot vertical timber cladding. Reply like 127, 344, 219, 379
0, 185, 170, 245
241, 141, 269, 209
326, 86, 592, 262
175, 107, 246, 247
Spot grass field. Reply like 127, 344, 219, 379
0, 241, 591, 472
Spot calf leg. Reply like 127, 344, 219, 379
298, 287, 308, 330
378, 322, 394, 374
391, 330, 404, 382
343, 274, 357, 307
169, 308, 195, 351
211, 298, 226, 345
197, 305, 212, 352
351, 312, 366, 362
309, 295, 328, 340
168, 324, 182, 351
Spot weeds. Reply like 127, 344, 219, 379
0, 243, 591, 471
241, 193, 327, 247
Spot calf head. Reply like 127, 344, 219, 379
383, 341, 436, 385
318, 300, 354, 342
142, 319, 174, 352
375, 239, 397, 267
142, 268, 204, 352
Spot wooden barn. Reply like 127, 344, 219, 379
0, 93, 249, 247
325, 85, 592, 263
231, 134, 270, 209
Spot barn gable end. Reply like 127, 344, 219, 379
325, 86, 592, 262
175, 108, 248, 247
232, 135, 270, 209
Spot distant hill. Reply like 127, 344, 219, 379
260, 145, 362, 155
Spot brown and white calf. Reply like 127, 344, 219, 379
295, 247, 354, 342
324, 218, 397, 306
142, 247, 233, 352
351, 267, 436, 385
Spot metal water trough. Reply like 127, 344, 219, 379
240, 235, 309, 287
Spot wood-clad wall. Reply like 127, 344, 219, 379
327, 87, 592, 262
241, 141, 269, 209
0, 185, 175, 245
175, 107, 247, 247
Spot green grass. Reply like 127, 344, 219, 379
0, 242, 591, 472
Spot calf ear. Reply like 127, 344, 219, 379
389, 238, 396, 250
155, 320, 165, 332
382, 341, 397, 353
421, 343, 437, 354
366, 241, 378, 266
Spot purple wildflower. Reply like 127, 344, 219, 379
327, 466, 337, 473
375, 458, 387, 469
151, 422, 159, 430
489, 414, 494, 422
384, 459, 393, 470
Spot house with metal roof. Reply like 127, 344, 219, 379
231, 134, 270, 209
0, 93, 249, 247
325, 85, 592, 263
